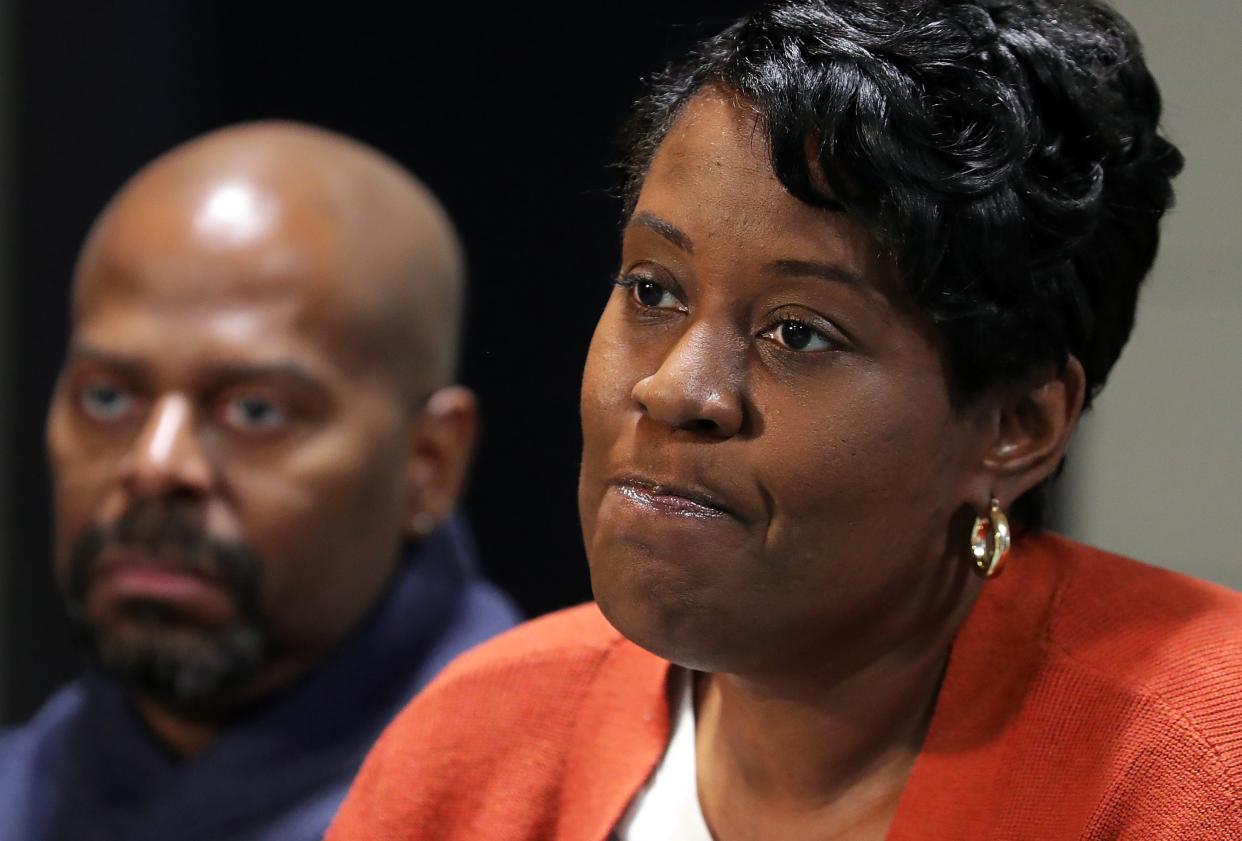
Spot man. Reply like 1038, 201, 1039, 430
0, 122, 520, 840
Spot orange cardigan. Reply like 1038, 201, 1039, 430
329, 534, 1242, 839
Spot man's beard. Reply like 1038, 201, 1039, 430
65, 500, 268, 709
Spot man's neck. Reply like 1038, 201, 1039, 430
133, 696, 222, 758
130, 654, 314, 758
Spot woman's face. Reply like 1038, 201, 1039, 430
579, 91, 994, 677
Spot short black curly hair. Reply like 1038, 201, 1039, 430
619, 0, 1183, 528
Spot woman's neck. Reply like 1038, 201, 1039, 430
694, 621, 961, 841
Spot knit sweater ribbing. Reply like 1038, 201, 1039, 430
329, 533, 1242, 840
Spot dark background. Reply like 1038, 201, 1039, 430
2, 1, 753, 723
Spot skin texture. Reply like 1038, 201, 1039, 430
46, 122, 477, 756
579, 91, 1084, 839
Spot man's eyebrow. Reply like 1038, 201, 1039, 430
69, 342, 324, 389
629, 211, 694, 254
203, 361, 325, 389
69, 343, 146, 376
767, 258, 870, 290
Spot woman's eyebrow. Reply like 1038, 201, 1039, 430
629, 210, 694, 254
767, 258, 869, 290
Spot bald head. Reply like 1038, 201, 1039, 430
48, 123, 481, 726
76, 121, 465, 397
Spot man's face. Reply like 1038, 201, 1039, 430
47, 178, 415, 705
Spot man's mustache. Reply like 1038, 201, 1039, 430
66, 501, 262, 611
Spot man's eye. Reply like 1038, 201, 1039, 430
79, 384, 135, 422
762, 320, 833, 352
223, 395, 288, 432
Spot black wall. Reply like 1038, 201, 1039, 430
4, 1, 753, 722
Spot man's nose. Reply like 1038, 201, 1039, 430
120, 394, 214, 498
631, 322, 745, 438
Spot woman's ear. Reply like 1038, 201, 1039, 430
403, 386, 479, 539
982, 356, 1087, 510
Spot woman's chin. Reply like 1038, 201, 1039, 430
590, 561, 741, 673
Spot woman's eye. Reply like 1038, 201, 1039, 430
762, 320, 833, 352
79, 384, 135, 422
620, 276, 680, 310
223, 395, 288, 432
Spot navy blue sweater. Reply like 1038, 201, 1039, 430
0, 519, 520, 841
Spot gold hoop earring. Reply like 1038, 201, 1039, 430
971, 498, 1011, 579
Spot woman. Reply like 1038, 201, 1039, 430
330, 2, 1241, 839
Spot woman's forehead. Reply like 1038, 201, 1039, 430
632, 94, 892, 292
645, 91, 770, 189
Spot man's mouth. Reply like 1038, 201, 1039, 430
94, 544, 219, 583
86, 544, 234, 618
100, 562, 223, 601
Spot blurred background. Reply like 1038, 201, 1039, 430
0, 0, 1236, 724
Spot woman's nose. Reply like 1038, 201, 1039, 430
631, 324, 744, 438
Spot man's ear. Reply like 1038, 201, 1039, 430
979, 356, 1087, 511
403, 386, 478, 539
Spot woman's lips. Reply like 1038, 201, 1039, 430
612, 478, 733, 519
